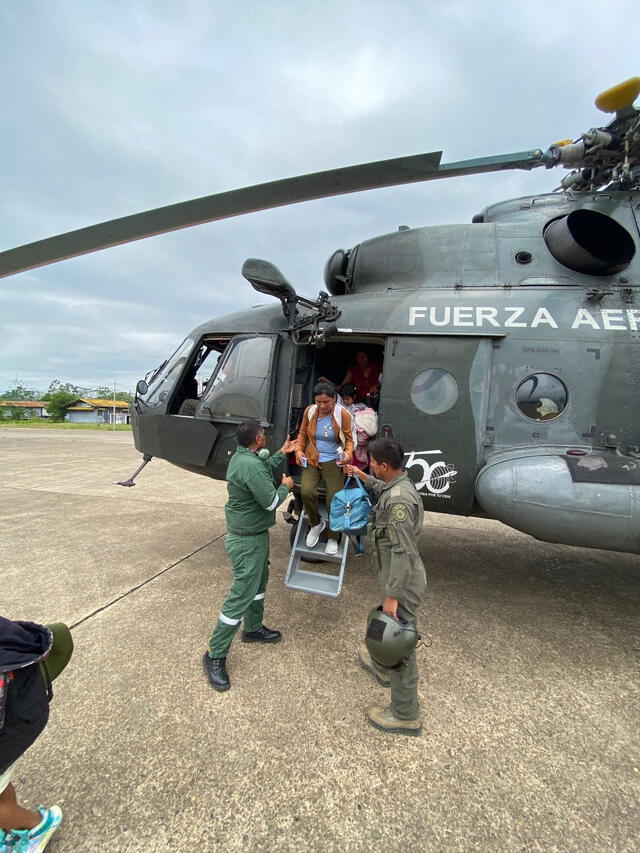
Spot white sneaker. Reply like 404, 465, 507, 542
306, 520, 326, 548
325, 539, 339, 556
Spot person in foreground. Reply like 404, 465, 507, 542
203, 421, 295, 692
0, 617, 73, 852
346, 438, 426, 736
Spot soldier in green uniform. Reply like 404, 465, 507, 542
346, 438, 426, 736
203, 421, 296, 691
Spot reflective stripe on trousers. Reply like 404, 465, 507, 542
208, 531, 270, 658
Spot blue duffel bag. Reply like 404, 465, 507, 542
329, 476, 373, 533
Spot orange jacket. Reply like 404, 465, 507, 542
295, 403, 354, 468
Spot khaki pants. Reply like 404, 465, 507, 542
300, 462, 345, 541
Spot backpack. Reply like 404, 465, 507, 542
329, 477, 373, 532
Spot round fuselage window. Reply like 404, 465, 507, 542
516, 373, 568, 421
410, 369, 459, 415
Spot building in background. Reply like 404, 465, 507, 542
0, 401, 48, 418
65, 398, 131, 424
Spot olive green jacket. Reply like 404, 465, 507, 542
363, 471, 426, 612
225, 446, 290, 535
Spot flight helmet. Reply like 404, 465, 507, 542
365, 606, 420, 668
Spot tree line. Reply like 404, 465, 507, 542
0, 381, 134, 422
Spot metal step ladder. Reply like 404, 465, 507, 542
285, 506, 349, 598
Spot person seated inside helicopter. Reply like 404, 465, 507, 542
295, 381, 353, 556
341, 383, 378, 472
335, 349, 383, 411
177, 377, 200, 416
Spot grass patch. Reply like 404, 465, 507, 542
0, 421, 132, 431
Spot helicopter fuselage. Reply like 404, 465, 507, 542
132, 190, 640, 555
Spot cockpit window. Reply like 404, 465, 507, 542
139, 337, 196, 408
199, 336, 274, 421
516, 373, 567, 421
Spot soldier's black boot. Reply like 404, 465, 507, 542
202, 653, 230, 691
241, 625, 282, 644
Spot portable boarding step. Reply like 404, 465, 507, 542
285, 507, 349, 598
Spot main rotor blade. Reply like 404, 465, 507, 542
0, 152, 441, 278
0, 148, 544, 279
436, 150, 544, 179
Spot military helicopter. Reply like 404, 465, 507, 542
2, 77, 640, 557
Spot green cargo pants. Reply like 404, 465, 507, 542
208, 531, 270, 658
372, 603, 419, 720
300, 461, 345, 541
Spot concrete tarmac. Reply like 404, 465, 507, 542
1, 428, 639, 852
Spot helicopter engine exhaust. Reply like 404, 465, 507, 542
543, 210, 635, 276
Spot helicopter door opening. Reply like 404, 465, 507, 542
288, 339, 385, 464
377, 335, 493, 515
313, 342, 384, 408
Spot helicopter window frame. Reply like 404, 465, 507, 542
193, 340, 228, 391
193, 338, 230, 387
138, 336, 197, 409
514, 371, 569, 423
197, 334, 279, 424
166, 338, 229, 415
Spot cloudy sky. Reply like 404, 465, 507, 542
1, 1, 637, 396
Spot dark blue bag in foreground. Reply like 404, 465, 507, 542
329, 476, 373, 532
